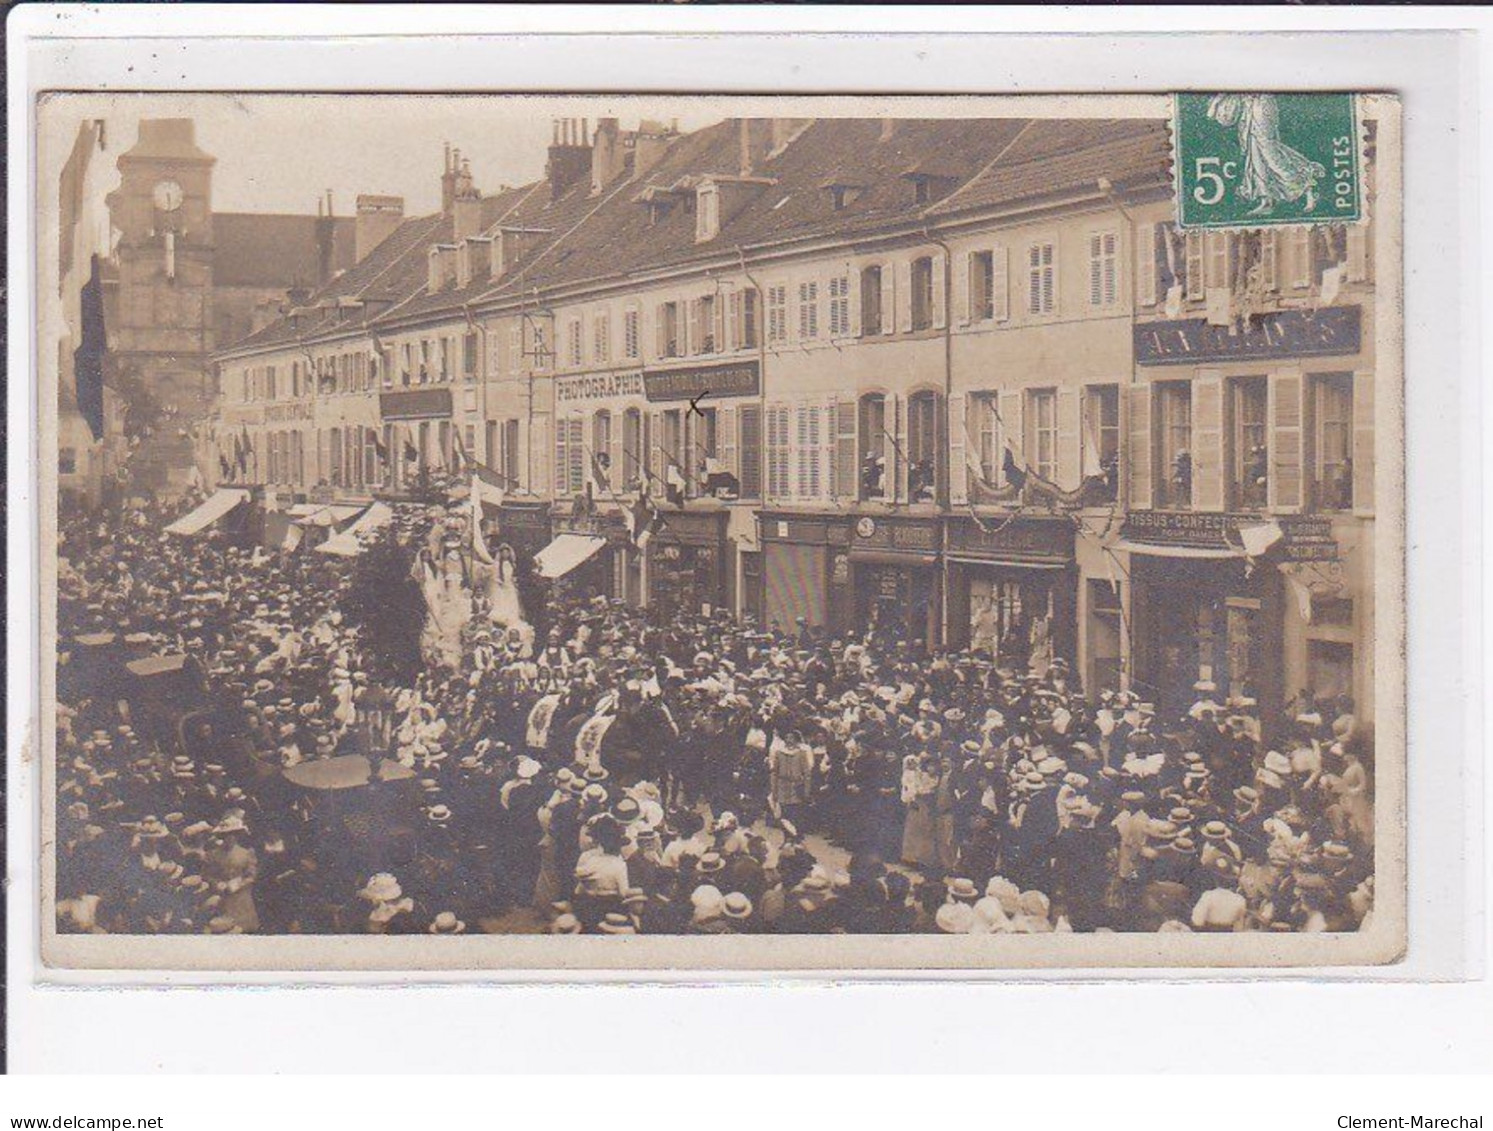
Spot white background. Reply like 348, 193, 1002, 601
6, 4, 1488, 1082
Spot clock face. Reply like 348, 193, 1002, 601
152, 180, 184, 212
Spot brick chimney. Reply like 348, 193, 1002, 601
315, 190, 337, 284
355, 194, 404, 262
590, 118, 626, 196
738, 119, 773, 177
451, 156, 483, 242
632, 119, 676, 181
546, 118, 592, 201
440, 142, 461, 214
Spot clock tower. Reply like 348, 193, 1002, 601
107, 118, 217, 421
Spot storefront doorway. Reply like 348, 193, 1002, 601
853, 560, 938, 652
1132, 555, 1283, 722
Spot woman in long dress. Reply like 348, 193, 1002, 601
900, 753, 941, 871
1208, 93, 1326, 216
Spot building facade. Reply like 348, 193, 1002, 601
211, 114, 1380, 716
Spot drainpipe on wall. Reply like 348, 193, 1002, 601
924, 223, 956, 651
737, 244, 769, 619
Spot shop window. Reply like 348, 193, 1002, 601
1232, 376, 1270, 510
621, 408, 643, 491
910, 256, 935, 331
1314, 597, 1354, 629
1158, 381, 1193, 509
1083, 385, 1120, 498
860, 265, 884, 335
1087, 578, 1124, 696
907, 391, 940, 502
1028, 389, 1057, 483
1308, 639, 1354, 702
1315, 372, 1354, 510
858, 393, 888, 500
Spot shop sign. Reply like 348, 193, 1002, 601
1134, 305, 1361, 366
946, 516, 1074, 563
1121, 511, 1339, 562
556, 371, 644, 405
854, 516, 939, 551
642, 359, 759, 403
379, 387, 453, 420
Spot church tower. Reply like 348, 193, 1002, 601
107, 118, 216, 420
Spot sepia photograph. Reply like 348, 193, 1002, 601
37, 90, 1404, 971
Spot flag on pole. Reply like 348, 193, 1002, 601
235, 426, 251, 476
218, 452, 233, 480
663, 457, 687, 507
1001, 446, 1028, 490
470, 476, 495, 565
624, 490, 665, 550
403, 437, 420, 464
372, 432, 389, 464
590, 450, 613, 495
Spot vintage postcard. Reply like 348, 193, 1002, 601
36, 91, 1403, 971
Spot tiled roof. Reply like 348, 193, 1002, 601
930, 119, 1170, 216
220, 116, 1175, 355
213, 212, 357, 289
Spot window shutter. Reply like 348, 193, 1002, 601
1268, 369, 1305, 513
1136, 222, 1157, 306
991, 246, 1009, 322
1191, 370, 1225, 511
835, 398, 857, 500
949, 392, 968, 504
714, 295, 726, 353
954, 252, 970, 327
1125, 384, 1153, 510
891, 393, 908, 501
720, 405, 737, 487
1057, 386, 1081, 489
1346, 225, 1370, 283
1352, 369, 1375, 515
998, 390, 1024, 481
1288, 228, 1313, 289
739, 404, 762, 498
880, 264, 897, 336
530, 415, 549, 497
654, 305, 667, 358
897, 260, 914, 333
727, 291, 741, 352
932, 252, 948, 330
649, 409, 665, 496
846, 267, 862, 337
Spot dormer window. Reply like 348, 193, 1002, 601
903, 170, 957, 206
827, 183, 864, 211
696, 182, 721, 243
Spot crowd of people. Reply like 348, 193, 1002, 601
54, 489, 1377, 938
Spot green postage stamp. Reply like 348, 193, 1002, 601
1174, 92, 1363, 229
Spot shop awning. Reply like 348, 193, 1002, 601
534, 533, 608, 579
315, 502, 395, 557
1110, 539, 1244, 560
293, 503, 364, 528
164, 488, 249, 536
